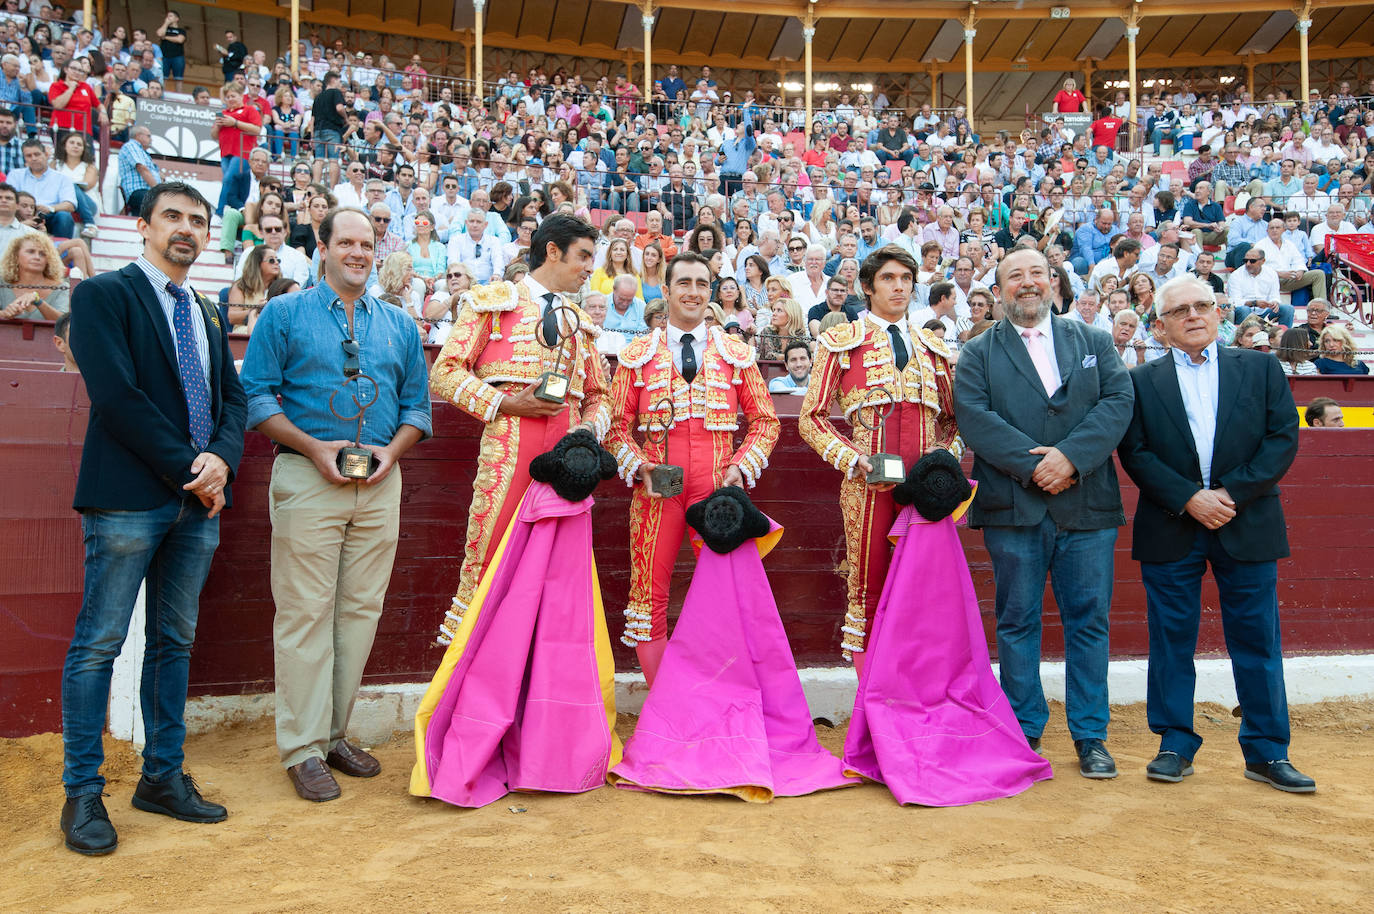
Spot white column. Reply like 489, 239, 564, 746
474, 0, 486, 105
1126, 23, 1139, 151
963, 26, 976, 129
803, 24, 815, 131
1297, 16, 1312, 107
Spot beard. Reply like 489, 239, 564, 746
162, 235, 201, 266
1007, 294, 1051, 328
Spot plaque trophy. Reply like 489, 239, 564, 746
855, 386, 905, 485
644, 396, 684, 497
329, 372, 380, 480
535, 301, 581, 403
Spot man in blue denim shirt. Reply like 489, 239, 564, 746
240, 207, 432, 803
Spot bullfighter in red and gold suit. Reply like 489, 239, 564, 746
799, 246, 959, 668
605, 252, 780, 685
429, 217, 610, 644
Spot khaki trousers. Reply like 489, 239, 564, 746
269, 454, 401, 768
1279, 270, 1327, 301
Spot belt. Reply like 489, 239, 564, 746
277, 445, 306, 457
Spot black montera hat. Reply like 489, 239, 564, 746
685, 485, 771, 555
528, 429, 616, 503
892, 449, 972, 522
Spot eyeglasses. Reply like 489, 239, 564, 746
264, 225, 285, 233
1160, 301, 1217, 321
373, 216, 391, 223
1243, 257, 1261, 264
788, 244, 806, 252
341, 339, 360, 378
264, 257, 279, 264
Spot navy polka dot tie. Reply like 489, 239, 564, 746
167, 281, 213, 452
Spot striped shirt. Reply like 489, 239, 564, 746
135, 256, 211, 387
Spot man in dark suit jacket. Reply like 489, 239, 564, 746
60, 182, 246, 855
954, 248, 1134, 778
1118, 275, 1314, 793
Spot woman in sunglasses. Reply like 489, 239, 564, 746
226, 244, 281, 334
406, 210, 447, 293
424, 265, 473, 346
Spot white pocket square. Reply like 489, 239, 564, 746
1082, 354, 1097, 368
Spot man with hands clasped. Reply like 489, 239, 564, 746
241, 207, 432, 803
60, 183, 246, 855
1118, 276, 1314, 793
953, 248, 1134, 778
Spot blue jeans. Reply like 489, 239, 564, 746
216, 154, 251, 215
1069, 254, 1091, 276
43, 210, 75, 238
268, 127, 300, 158
312, 127, 343, 160
1141, 531, 1289, 764
1233, 302, 1295, 327
1150, 126, 1173, 155
165, 56, 186, 80
61, 499, 220, 796
982, 516, 1117, 742
74, 186, 98, 226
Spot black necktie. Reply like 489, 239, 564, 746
541, 292, 559, 347
887, 324, 909, 371
680, 332, 697, 384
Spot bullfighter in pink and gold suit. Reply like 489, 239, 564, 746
606, 324, 779, 684
429, 277, 610, 643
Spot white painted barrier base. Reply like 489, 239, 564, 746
173, 654, 1374, 748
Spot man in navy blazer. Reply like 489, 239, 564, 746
954, 248, 1134, 778
1118, 275, 1314, 793
61, 182, 246, 855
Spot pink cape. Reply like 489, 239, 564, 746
609, 519, 859, 801
843, 504, 1054, 806
409, 482, 621, 808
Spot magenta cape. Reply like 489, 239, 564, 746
609, 520, 859, 802
409, 482, 621, 808
843, 504, 1053, 806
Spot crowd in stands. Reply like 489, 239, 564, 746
2, 8, 1372, 383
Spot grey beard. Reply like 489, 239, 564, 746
1008, 297, 1052, 328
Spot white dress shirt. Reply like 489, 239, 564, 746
1252, 237, 1306, 273
447, 229, 504, 283
1172, 341, 1219, 487
332, 182, 366, 210
1226, 265, 1281, 306
666, 321, 707, 375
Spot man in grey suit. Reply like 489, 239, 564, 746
954, 248, 1134, 778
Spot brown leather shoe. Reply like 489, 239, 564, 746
325, 739, 381, 778
287, 757, 341, 802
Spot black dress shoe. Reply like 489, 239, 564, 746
1074, 739, 1118, 779
61, 794, 117, 855
1245, 760, 1316, 794
131, 772, 228, 823
1146, 750, 1195, 783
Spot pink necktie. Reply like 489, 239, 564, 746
1021, 328, 1059, 398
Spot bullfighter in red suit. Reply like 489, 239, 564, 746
606, 252, 780, 685
799, 245, 959, 669
428, 215, 611, 644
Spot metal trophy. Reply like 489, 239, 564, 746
644, 396, 684, 497
329, 373, 380, 480
535, 302, 581, 403
854, 386, 905, 485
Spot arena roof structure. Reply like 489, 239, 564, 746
180, 0, 1374, 124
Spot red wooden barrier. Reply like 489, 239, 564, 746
3, 364, 1373, 737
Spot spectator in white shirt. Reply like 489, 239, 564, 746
1253, 218, 1326, 301
787, 244, 830, 310
907, 280, 961, 344
1066, 290, 1113, 330
446, 208, 503, 283
1227, 247, 1293, 326
331, 161, 367, 209
1289, 174, 1332, 228
1309, 203, 1356, 253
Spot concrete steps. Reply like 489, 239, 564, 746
89, 214, 235, 291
